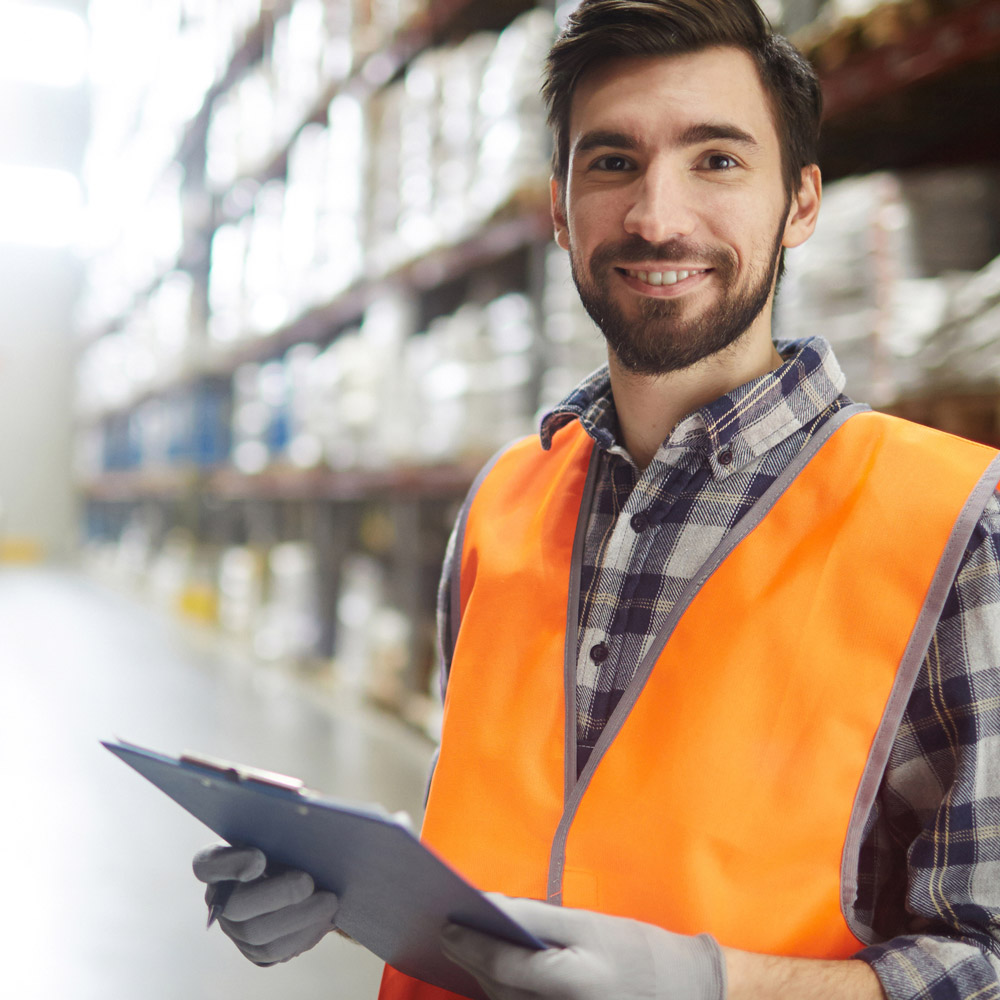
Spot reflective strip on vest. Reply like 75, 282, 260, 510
379, 410, 1000, 999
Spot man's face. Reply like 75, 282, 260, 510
552, 47, 814, 376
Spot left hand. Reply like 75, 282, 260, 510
192, 844, 339, 965
440, 894, 726, 1000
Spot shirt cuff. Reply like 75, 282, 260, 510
856, 934, 1000, 1000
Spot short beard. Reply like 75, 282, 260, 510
569, 223, 786, 377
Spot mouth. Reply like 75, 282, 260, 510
615, 266, 712, 288
613, 266, 715, 301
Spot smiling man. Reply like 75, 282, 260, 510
561, 52, 801, 370
193, 2, 1000, 999
550, 42, 821, 467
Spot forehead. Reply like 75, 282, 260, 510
568, 46, 779, 151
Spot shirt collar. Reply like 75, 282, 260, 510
539, 336, 848, 476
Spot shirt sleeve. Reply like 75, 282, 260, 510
853, 489, 1000, 999
435, 515, 461, 704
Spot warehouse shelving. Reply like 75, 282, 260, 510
78, 201, 551, 422
206, 201, 551, 374
811, 0, 1000, 179
883, 392, 1000, 447
81, 460, 486, 503
78, 0, 1000, 725
818, 0, 1000, 117
202, 0, 536, 200
83, 0, 540, 349
81, 468, 203, 503
78, 0, 556, 728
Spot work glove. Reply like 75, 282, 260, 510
441, 894, 726, 1000
192, 844, 339, 966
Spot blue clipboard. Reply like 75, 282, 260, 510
103, 739, 546, 999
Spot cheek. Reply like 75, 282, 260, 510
568, 187, 629, 241
709, 202, 785, 268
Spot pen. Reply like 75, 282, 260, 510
206, 880, 237, 928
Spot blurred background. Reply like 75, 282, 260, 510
1, 0, 999, 996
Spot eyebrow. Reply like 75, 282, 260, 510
574, 130, 639, 155
678, 122, 759, 149
573, 122, 760, 158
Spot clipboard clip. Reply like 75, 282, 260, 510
180, 751, 305, 792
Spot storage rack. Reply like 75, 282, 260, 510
815, 0, 1000, 180
77, 0, 1000, 727
803, 0, 1000, 444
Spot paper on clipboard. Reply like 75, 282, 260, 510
103, 739, 546, 999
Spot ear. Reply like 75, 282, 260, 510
781, 164, 822, 249
550, 177, 570, 251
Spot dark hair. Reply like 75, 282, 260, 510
542, 0, 822, 200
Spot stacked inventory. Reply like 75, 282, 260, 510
777, 167, 1000, 405
76, 0, 1000, 731
76, 0, 597, 734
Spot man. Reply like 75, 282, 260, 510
193, 1, 1000, 998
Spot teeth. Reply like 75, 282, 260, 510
627, 268, 703, 287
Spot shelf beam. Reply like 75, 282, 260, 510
821, 0, 1000, 120
80, 461, 483, 504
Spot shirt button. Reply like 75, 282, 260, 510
630, 511, 650, 533
718, 448, 734, 466
589, 642, 610, 664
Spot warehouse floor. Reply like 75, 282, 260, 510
0, 566, 436, 1000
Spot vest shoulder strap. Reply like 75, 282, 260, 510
438, 434, 540, 695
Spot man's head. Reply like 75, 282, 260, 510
541, 0, 823, 377
544, 0, 822, 204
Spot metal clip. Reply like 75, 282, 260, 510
180, 751, 305, 792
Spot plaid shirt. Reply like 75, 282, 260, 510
440, 336, 1000, 999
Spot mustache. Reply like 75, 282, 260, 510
589, 236, 733, 273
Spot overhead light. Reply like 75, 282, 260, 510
0, 2, 89, 88
0, 164, 83, 248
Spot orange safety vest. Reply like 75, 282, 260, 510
380, 407, 1000, 1000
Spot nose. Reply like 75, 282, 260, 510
623, 164, 697, 244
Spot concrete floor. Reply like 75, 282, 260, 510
0, 566, 436, 1000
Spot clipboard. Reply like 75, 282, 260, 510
103, 739, 546, 999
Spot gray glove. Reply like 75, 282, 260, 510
441, 894, 726, 1000
192, 844, 339, 966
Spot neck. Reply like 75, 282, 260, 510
609, 328, 784, 470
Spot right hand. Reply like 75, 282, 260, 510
193, 844, 340, 966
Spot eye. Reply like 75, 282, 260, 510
590, 154, 634, 172
699, 152, 739, 171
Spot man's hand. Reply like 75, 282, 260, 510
192, 844, 339, 966
440, 894, 726, 1000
